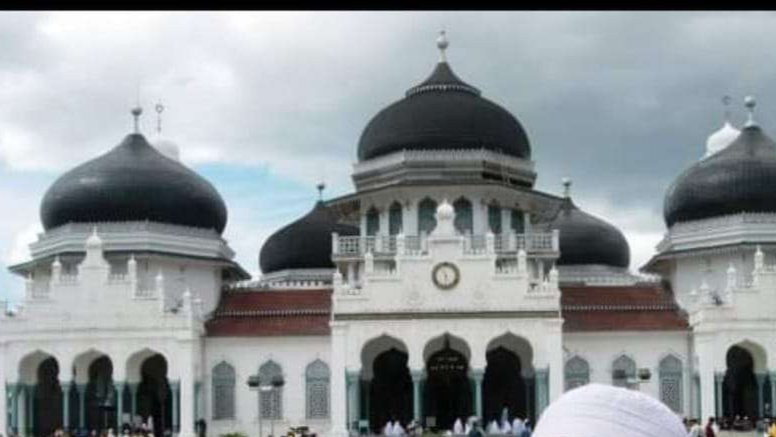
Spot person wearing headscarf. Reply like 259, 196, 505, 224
532, 384, 686, 437
392, 421, 405, 436
512, 417, 524, 436
501, 419, 512, 435
453, 418, 465, 435
383, 421, 393, 436
488, 420, 501, 435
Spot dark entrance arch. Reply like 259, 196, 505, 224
369, 348, 412, 433
34, 357, 63, 437
423, 340, 472, 431
483, 346, 527, 425
724, 346, 760, 418
86, 356, 116, 432
137, 354, 172, 437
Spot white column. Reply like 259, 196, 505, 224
330, 322, 348, 437
696, 339, 716, 421
546, 322, 564, 403
178, 342, 197, 437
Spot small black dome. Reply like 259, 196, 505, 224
41, 133, 227, 233
260, 201, 358, 274
549, 199, 630, 268
664, 125, 776, 226
357, 62, 531, 161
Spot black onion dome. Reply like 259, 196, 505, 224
664, 125, 776, 227
41, 133, 227, 233
357, 61, 531, 161
550, 199, 630, 268
260, 201, 358, 274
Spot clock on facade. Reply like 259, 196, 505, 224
432, 262, 460, 290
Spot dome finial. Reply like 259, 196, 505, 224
131, 106, 143, 134
436, 29, 449, 63
722, 95, 732, 123
745, 95, 757, 127
562, 177, 572, 198
316, 181, 326, 201
155, 102, 165, 136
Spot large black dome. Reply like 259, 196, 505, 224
357, 62, 531, 161
664, 125, 776, 227
41, 133, 228, 233
260, 201, 358, 274
549, 199, 630, 268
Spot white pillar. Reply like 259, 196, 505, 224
178, 343, 197, 437
546, 321, 564, 403
697, 338, 716, 421
330, 322, 348, 437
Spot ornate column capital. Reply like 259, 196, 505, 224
410, 370, 425, 383
471, 368, 485, 382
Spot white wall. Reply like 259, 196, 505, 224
203, 336, 332, 437
564, 331, 692, 415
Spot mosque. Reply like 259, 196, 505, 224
3, 31, 776, 437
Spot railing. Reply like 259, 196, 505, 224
333, 232, 558, 257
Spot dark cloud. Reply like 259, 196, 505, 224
3, 11, 776, 292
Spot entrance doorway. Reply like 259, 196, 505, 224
368, 348, 412, 433
723, 346, 759, 419
423, 339, 472, 431
86, 356, 115, 432
34, 357, 63, 437
136, 354, 172, 437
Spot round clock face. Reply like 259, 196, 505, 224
432, 262, 460, 290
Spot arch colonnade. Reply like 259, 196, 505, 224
3, 346, 199, 437
344, 332, 548, 434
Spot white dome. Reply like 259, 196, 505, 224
704, 121, 740, 158
436, 199, 454, 220
153, 138, 180, 161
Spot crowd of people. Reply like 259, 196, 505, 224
375, 414, 532, 437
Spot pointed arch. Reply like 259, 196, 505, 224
306, 359, 330, 419
659, 354, 683, 413
212, 361, 236, 420
259, 360, 283, 419
366, 206, 380, 236
389, 202, 403, 235
418, 198, 438, 234
564, 355, 590, 391
612, 354, 636, 388
453, 197, 473, 235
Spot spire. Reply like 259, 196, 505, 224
316, 181, 326, 202
562, 177, 572, 199
131, 106, 143, 134
155, 102, 165, 136
745, 95, 757, 127
436, 29, 449, 63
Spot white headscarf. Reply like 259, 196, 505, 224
384, 421, 394, 436
533, 384, 686, 437
453, 418, 464, 435
488, 420, 502, 435
501, 420, 513, 435
392, 421, 405, 436
512, 418, 524, 435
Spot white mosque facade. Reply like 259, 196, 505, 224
3, 34, 776, 437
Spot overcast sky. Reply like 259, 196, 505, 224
2, 11, 776, 301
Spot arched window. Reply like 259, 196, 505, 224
453, 197, 473, 235
488, 203, 502, 234
612, 355, 636, 389
510, 209, 525, 234
659, 355, 683, 413
389, 202, 403, 235
306, 360, 330, 419
366, 207, 380, 236
564, 356, 590, 391
259, 360, 283, 419
212, 361, 236, 420
418, 198, 438, 234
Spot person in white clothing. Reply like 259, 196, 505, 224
454, 418, 465, 435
